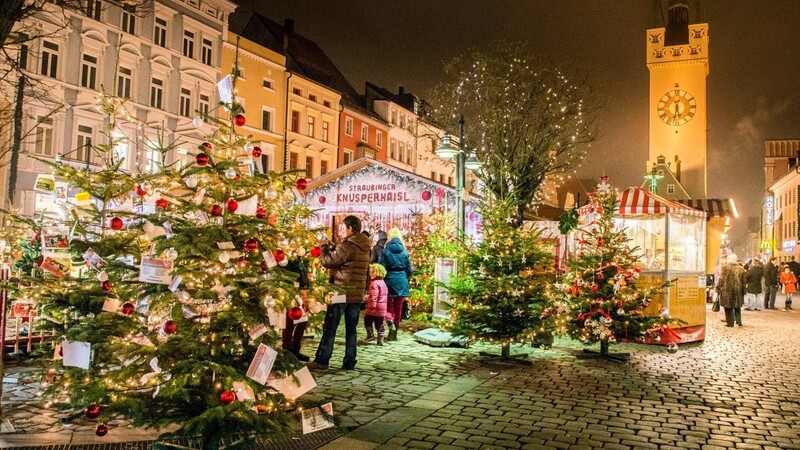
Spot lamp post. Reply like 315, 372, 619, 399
436, 114, 482, 238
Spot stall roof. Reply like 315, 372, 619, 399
580, 187, 705, 218
675, 198, 739, 219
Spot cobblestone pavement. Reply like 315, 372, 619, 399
3, 301, 800, 449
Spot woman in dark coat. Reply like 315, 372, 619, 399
379, 227, 413, 341
717, 254, 745, 327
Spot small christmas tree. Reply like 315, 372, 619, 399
446, 199, 554, 360
554, 177, 676, 361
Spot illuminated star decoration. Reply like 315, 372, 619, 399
521, 255, 527, 264
597, 175, 611, 194
483, 254, 490, 261
514, 308, 524, 317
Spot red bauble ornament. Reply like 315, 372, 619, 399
234, 114, 246, 127
95, 424, 109, 437
163, 320, 177, 335
421, 191, 432, 201
121, 302, 135, 315
202, 142, 212, 150
310, 246, 322, 258
256, 207, 267, 219
85, 404, 101, 419
252, 146, 262, 158
225, 198, 239, 212
101, 281, 113, 291
295, 178, 308, 191
135, 184, 148, 196
596, 272, 605, 280
273, 249, 285, 262
155, 198, 168, 210
318, 196, 326, 204
244, 238, 259, 252
590, 284, 598, 292
195, 153, 210, 167
288, 306, 304, 321
219, 390, 236, 405
210, 204, 223, 217
109, 217, 124, 231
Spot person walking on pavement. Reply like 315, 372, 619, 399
780, 265, 796, 311
370, 230, 388, 264
363, 263, 388, 345
717, 253, 745, 327
309, 215, 371, 371
744, 258, 764, 311
788, 256, 800, 281
763, 257, 779, 309
379, 227, 413, 341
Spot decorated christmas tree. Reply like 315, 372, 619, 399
446, 200, 555, 360
554, 177, 677, 361
15, 76, 329, 447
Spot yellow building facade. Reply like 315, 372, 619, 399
222, 33, 286, 172
285, 76, 340, 178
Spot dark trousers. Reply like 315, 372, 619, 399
724, 307, 742, 327
764, 284, 779, 309
315, 302, 360, 368
364, 314, 385, 338
387, 296, 406, 327
282, 311, 308, 353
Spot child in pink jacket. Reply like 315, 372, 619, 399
365, 263, 388, 345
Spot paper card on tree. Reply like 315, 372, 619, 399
82, 248, 106, 269
267, 367, 316, 400
217, 242, 236, 250
249, 323, 269, 340
329, 293, 347, 304
34, 174, 56, 193
293, 315, 309, 324
235, 195, 259, 216
302, 403, 334, 434
233, 381, 255, 401
196, 211, 209, 224
246, 344, 277, 385
168, 275, 182, 292
41, 226, 70, 251
131, 333, 155, 347
40, 256, 70, 278
266, 308, 279, 327
62, 340, 91, 369
193, 188, 206, 205
102, 298, 121, 313
139, 257, 173, 285
162, 221, 174, 238
217, 74, 234, 104
107, 194, 132, 211
146, 226, 166, 240
263, 250, 278, 269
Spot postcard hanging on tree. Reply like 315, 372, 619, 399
139, 257, 173, 285
246, 343, 277, 385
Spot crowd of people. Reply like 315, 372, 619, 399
716, 253, 797, 327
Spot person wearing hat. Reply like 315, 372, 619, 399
717, 253, 745, 327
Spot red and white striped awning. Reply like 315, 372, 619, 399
617, 187, 706, 217
675, 198, 739, 218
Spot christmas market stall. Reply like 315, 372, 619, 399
304, 158, 479, 240
578, 186, 707, 343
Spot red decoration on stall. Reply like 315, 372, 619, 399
421, 191, 432, 201
435, 188, 445, 198
318, 196, 326, 204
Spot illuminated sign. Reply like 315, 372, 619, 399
782, 240, 796, 250
766, 196, 774, 225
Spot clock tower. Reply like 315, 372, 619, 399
647, 0, 709, 198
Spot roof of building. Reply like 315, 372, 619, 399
364, 82, 420, 114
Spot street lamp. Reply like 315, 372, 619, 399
436, 114, 482, 238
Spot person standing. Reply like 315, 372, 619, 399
744, 258, 764, 311
282, 258, 311, 361
780, 265, 796, 311
370, 230, 388, 263
309, 215, 371, 371
763, 257, 779, 309
379, 227, 413, 341
717, 254, 745, 327
364, 263, 388, 345
788, 256, 800, 281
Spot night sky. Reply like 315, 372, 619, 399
232, 1, 800, 252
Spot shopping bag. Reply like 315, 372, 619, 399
711, 300, 720, 312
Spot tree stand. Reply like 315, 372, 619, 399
479, 342, 532, 366
576, 341, 630, 362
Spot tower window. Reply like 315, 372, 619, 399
667, 184, 675, 194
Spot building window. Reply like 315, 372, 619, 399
85, 0, 101, 20
150, 78, 163, 109
182, 30, 195, 58
199, 93, 210, 117
400, 114, 407, 129
232, 66, 244, 78
305, 156, 314, 178
307, 116, 315, 137
398, 142, 405, 162
261, 109, 272, 131
430, 171, 436, 180
323, 100, 331, 108
344, 118, 353, 136
389, 139, 396, 159
289, 152, 298, 169
376, 131, 383, 148
391, 109, 398, 125
117, 66, 132, 98
260, 153, 271, 172
121, 5, 136, 34
18, 33, 29, 70
262, 78, 273, 90
439, 174, 445, 183
448, 176, 453, 186
80, 54, 98, 89
308, 94, 317, 102
320, 160, 328, 175
291, 111, 299, 133
292, 87, 302, 95
201, 38, 213, 65
361, 124, 368, 142
667, 184, 675, 194
75, 125, 94, 164
179, 88, 192, 117
154, 17, 168, 47
40, 41, 59, 78
322, 121, 329, 142
34, 117, 54, 157
343, 149, 353, 165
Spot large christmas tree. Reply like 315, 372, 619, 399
554, 178, 676, 361
15, 83, 329, 447
446, 200, 555, 360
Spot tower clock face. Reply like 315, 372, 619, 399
657, 89, 696, 126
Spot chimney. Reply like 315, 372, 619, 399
398, 85, 404, 95
283, 19, 294, 55
674, 155, 681, 181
